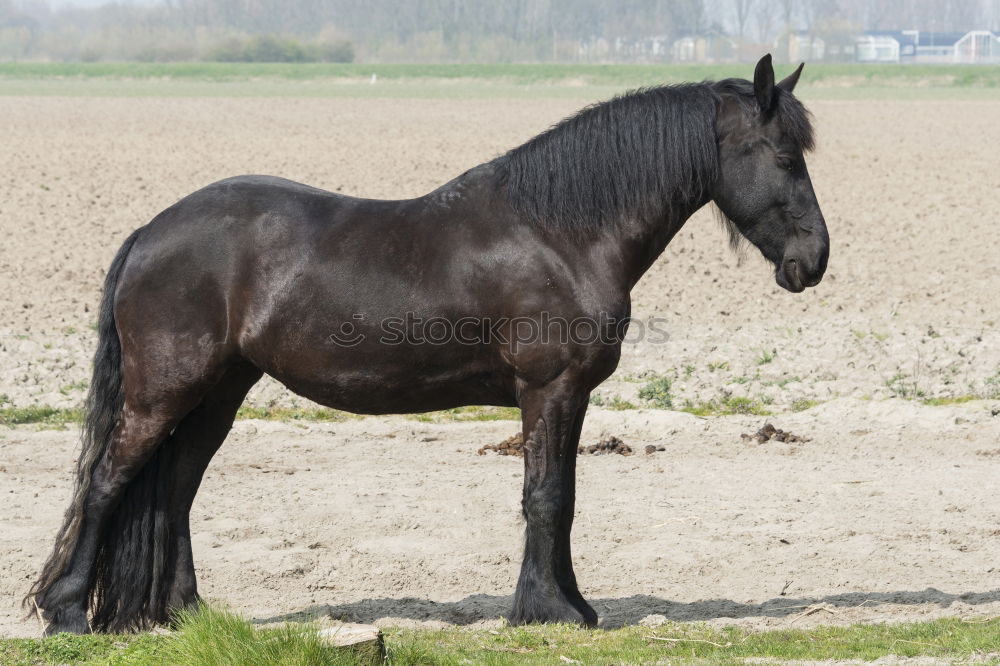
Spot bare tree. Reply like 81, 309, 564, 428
754, 1, 775, 42
778, 0, 798, 30
732, 0, 756, 37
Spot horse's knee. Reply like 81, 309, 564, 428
522, 485, 563, 525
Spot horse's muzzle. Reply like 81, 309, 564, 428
777, 235, 828, 293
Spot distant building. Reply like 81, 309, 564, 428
856, 30, 999, 63
671, 30, 737, 63
952, 31, 1000, 63
775, 31, 826, 62
856, 31, 911, 62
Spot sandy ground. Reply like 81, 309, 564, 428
1, 92, 999, 636
2, 401, 998, 637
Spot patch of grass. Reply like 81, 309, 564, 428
0, 631, 167, 665
707, 360, 730, 372
756, 348, 776, 365
985, 370, 1000, 400
921, 395, 979, 407
637, 375, 673, 409
681, 395, 772, 417
408, 406, 520, 422
791, 397, 822, 412
3, 610, 998, 665
885, 373, 927, 400
235, 405, 356, 422
0, 406, 83, 426
589, 394, 637, 410
59, 380, 88, 396
605, 395, 637, 410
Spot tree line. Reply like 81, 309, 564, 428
1, 0, 996, 62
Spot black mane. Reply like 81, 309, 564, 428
495, 79, 814, 231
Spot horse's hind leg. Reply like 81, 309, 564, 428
37, 392, 199, 635
509, 380, 597, 626
161, 361, 262, 615
35, 351, 239, 635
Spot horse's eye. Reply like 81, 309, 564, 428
776, 157, 794, 171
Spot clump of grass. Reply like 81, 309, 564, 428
756, 348, 776, 365
681, 395, 772, 417
408, 406, 520, 422
58, 380, 88, 396
637, 375, 673, 409
773, 375, 801, 388
921, 396, 979, 407
791, 397, 821, 412
984, 370, 1000, 400
236, 405, 355, 422
166, 604, 373, 666
0, 406, 83, 426
885, 373, 926, 400
589, 394, 636, 410
606, 396, 636, 410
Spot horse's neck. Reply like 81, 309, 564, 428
594, 196, 711, 291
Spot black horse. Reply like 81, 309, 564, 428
28, 55, 828, 634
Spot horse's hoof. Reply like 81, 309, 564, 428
42, 609, 91, 636
509, 595, 598, 627
570, 598, 598, 627
562, 587, 599, 626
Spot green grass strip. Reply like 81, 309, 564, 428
1, 608, 997, 665
0, 404, 521, 427
1, 62, 999, 87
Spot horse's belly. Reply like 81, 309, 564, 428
248, 338, 516, 415
279, 371, 516, 415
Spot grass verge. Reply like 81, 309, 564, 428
2, 62, 999, 100
2, 62, 1000, 86
0, 404, 520, 427
1, 607, 997, 665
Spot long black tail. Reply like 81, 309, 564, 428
26, 229, 142, 623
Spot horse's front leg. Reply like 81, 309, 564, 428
510, 383, 597, 626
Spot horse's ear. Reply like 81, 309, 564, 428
753, 53, 775, 115
778, 62, 805, 94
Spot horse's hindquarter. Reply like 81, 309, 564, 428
117, 173, 626, 414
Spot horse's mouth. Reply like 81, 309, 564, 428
776, 260, 805, 293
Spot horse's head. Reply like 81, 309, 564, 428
712, 54, 829, 293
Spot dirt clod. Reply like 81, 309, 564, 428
741, 422, 809, 444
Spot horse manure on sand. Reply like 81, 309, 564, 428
478, 434, 662, 457
741, 422, 809, 444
